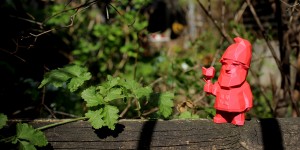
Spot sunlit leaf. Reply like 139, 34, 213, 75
119, 78, 140, 91
106, 75, 120, 89
85, 109, 105, 129
104, 88, 126, 102
81, 86, 104, 107
38, 64, 91, 92
158, 92, 174, 118
68, 72, 91, 92
133, 86, 152, 99
16, 123, 48, 147
102, 105, 119, 130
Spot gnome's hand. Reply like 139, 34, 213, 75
202, 67, 215, 80
202, 67, 215, 94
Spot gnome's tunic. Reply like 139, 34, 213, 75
211, 81, 253, 112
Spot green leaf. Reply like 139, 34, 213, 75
68, 71, 91, 92
38, 64, 91, 92
158, 92, 174, 118
104, 88, 126, 102
85, 110, 105, 129
133, 86, 152, 99
81, 86, 104, 107
119, 78, 140, 91
38, 69, 70, 88
107, 75, 120, 88
178, 111, 200, 119
98, 85, 109, 96
102, 105, 119, 130
16, 123, 48, 147
0, 113, 8, 129
98, 76, 121, 96
119, 78, 152, 99
19, 141, 36, 150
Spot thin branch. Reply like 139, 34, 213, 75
42, 0, 99, 25
119, 99, 132, 118
196, 0, 233, 44
234, 2, 248, 22
42, 104, 57, 119
9, 15, 43, 26
245, 0, 300, 116
0, 48, 26, 62
288, 0, 299, 26
245, 0, 281, 66
249, 68, 275, 116
149, 77, 164, 87
142, 107, 159, 116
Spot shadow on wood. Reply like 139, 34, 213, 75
2, 118, 300, 149
260, 118, 284, 150
137, 120, 157, 150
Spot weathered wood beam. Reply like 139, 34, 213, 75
10, 118, 300, 149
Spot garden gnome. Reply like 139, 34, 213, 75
202, 37, 253, 126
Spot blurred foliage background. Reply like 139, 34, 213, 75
0, 0, 300, 120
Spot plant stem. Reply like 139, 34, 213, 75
0, 135, 16, 143
37, 116, 88, 131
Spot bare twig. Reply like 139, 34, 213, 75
142, 107, 159, 116
149, 77, 164, 87
119, 99, 132, 118
249, 69, 275, 116
196, 0, 233, 44
246, 0, 300, 116
42, 104, 57, 119
246, 0, 281, 66
288, 0, 299, 25
0, 48, 26, 62
43, 0, 99, 25
234, 2, 248, 23
9, 15, 43, 26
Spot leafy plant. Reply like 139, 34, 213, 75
38, 64, 175, 130
0, 113, 48, 150
12, 123, 48, 150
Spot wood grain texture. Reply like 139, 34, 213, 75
22, 118, 300, 149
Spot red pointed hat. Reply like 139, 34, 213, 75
220, 37, 252, 68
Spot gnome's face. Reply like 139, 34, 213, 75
218, 59, 248, 87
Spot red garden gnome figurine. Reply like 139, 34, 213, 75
202, 37, 253, 126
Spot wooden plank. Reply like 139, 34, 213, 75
6, 118, 300, 149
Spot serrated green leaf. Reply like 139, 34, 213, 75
104, 88, 126, 102
0, 113, 8, 129
119, 78, 140, 91
133, 86, 152, 99
102, 105, 119, 130
68, 71, 91, 92
158, 92, 174, 118
106, 76, 120, 89
98, 85, 108, 95
178, 111, 200, 119
19, 141, 36, 150
38, 69, 70, 88
85, 110, 105, 129
38, 64, 91, 92
16, 123, 48, 147
81, 86, 104, 107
